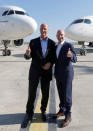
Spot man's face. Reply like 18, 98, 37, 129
40, 24, 49, 40
56, 30, 65, 43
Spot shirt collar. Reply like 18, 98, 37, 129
58, 40, 65, 45
40, 36, 48, 41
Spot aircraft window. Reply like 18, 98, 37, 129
15, 10, 25, 15
84, 19, 91, 24
2, 10, 9, 16
7, 10, 14, 15
71, 19, 84, 25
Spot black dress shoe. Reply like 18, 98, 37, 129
21, 114, 32, 128
41, 112, 47, 122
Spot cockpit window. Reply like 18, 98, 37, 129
2, 10, 28, 16
84, 19, 91, 24
71, 19, 84, 25
70, 18, 92, 25
2, 10, 9, 16
7, 10, 14, 15
15, 10, 26, 15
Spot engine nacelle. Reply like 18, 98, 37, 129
14, 39, 24, 47
89, 42, 93, 47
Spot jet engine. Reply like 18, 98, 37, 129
89, 42, 93, 47
14, 39, 24, 47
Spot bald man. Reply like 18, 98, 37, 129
53, 30, 77, 127
21, 24, 56, 128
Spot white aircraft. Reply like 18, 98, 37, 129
65, 16, 93, 55
0, 5, 37, 56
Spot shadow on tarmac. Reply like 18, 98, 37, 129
0, 61, 30, 62
31, 113, 56, 124
74, 65, 93, 75
12, 54, 24, 58
0, 113, 25, 125
0, 53, 24, 57
0, 113, 65, 131
0, 113, 57, 125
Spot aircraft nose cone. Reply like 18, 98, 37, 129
27, 17, 37, 34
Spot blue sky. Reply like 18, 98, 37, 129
0, 0, 93, 41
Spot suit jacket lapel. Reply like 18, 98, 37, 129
45, 39, 49, 57
57, 42, 65, 59
36, 37, 43, 58
55, 45, 58, 60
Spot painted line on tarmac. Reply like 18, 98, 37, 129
48, 77, 57, 131
29, 78, 57, 131
29, 86, 49, 131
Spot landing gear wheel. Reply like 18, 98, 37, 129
2, 50, 6, 56
2, 49, 11, 56
80, 49, 87, 56
7, 50, 11, 56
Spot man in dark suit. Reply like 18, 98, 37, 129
21, 24, 55, 128
53, 30, 77, 127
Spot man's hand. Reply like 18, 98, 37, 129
67, 48, 72, 58
42, 62, 51, 70
26, 46, 31, 56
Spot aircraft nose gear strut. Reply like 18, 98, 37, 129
2, 40, 11, 56
80, 43, 87, 56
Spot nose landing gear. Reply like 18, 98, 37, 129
2, 40, 11, 56
78, 42, 87, 56
80, 48, 87, 56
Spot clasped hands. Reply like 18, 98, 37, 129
42, 62, 51, 70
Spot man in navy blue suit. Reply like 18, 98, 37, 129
53, 30, 77, 127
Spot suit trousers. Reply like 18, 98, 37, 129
56, 78, 72, 118
26, 76, 50, 115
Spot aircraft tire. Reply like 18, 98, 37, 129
7, 50, 11, 56
2, 50, 11, 56
80, 49, 87, 56
2, 50, 6, 56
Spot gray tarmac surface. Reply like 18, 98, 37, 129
0, 44, 93, 131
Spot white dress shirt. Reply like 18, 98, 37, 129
56, 40, 65, 58
40, 37, 48, 57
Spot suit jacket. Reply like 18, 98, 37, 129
24, 37, 56, 81
55, 41, 77, 82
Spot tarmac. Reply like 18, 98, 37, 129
0, 44, 93, 131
